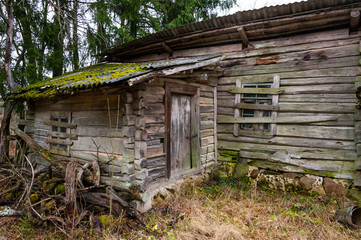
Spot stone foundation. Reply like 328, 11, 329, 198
249, 166, 361, 202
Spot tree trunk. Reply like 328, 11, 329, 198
14, 0, 38, 84
72, 0, 79, 70
4, 0, 16, 91
52, 0, 65, 77
1, 0, 16, 163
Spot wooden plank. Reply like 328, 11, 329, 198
271, 75, 280, 136
279, 94, 355, 103
281, 77, 355, 86
278, 103, 354, 113
220, 44, 360, 69
75, 126, 122, 137
233, 103, 279, 111
276, 125, 354, 140
217, 115, 338, 124
226, 36, 360, 60
72, 137, 123, 155
250, 28, 358, 50
233, 79, 241, 136
69, 150, 123, 167
46, 138, 73, 146
282, 84, 354, 94
213, 87, 217, 162
47, 132, 77, 140
170, 94, 191, 174
217, 133, 355, 150
218, 141, 356, 161
228, 87, 284, 94
43, 120, 76, 129
277, 113, 354, 126
218, 67, 359, 85
223, 56, 359, 76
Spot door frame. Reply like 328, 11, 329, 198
165, 82, 200, 179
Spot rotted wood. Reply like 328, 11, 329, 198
350, 10, 360, 32
65, 161, 76, 212
237, 27, 248, 48
161, 42, 173, 56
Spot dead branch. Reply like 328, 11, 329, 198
10, 125, 66, 171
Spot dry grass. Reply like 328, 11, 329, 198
2, 172, 361, 240
122, 176, 361, 240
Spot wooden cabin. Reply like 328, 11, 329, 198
11, 0, 361, 210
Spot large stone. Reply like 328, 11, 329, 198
323, 177, 349, 196
232, 158, 248, 179
249, 169, 259, 179
300, 176, 316, 190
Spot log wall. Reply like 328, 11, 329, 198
135, 74, 218, 188
217, 28, 360, 179
30, 89, 134, 188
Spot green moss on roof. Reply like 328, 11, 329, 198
12, 62, 150, 100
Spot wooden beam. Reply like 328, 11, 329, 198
161, 42, 173, 56
228, 87, 284, 94
350, 10, 360, 32
43, 120, 77, 129
237, 27, 248, 48
217, 115, 338, 124
46, 138, 73, 146
233, 103, 279, 111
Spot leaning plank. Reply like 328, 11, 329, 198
10, 125, 66, 171
217, 115, 338, 124
233, 103, 279, 111
228, 87, 284, 94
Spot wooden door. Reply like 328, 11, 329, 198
170, 94, 192, 175
166, 83, 200, 179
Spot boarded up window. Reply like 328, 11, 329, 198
241, 84, 272, 131
45, 112, 76, 156
233, 75, 280, 137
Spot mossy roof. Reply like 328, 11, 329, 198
10, 56, 219, 100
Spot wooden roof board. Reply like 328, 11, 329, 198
10, 55, 221, 100
103, 0, 361, 60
